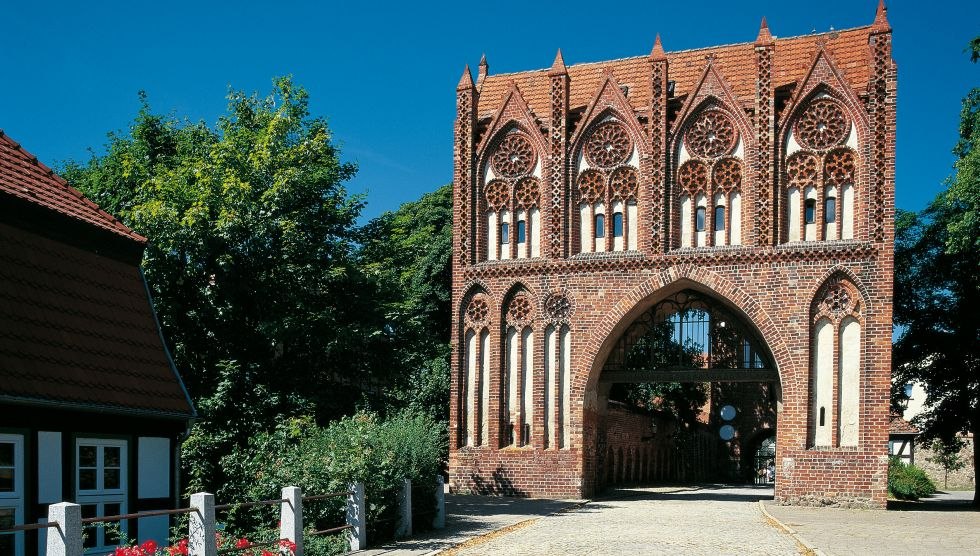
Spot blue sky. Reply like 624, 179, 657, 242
2, 1, 977, 220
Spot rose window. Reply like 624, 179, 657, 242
678, 161, 708, 192
585, 122, 632, 168
577, 170, 605, 203
515, 177, 540, 208
492, 134, 536, 178
484, 180, 510, 210
712, 158, 742, 190
686, 110, 737, 159
610, 167, 639, 200
786, 153, 819, 189
824, 150, 856, 187
795, 100, 849, 151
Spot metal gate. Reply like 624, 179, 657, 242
753, 435, 776, 485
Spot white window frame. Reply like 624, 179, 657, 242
76, 438, 127, 554
0, 433, 25, 556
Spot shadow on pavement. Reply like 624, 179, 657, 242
888, 490, 979, 512
597, 483, 775, 504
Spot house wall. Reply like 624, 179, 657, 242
1, 404, 185, 555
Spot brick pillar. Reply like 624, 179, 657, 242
754, 18, 775, 247
649, 35, 668, 254
548, 50, 569, 259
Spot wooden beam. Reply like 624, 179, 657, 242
600, 369, 778, 383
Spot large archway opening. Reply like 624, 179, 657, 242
594, 289, 780, 490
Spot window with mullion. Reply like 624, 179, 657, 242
0, 434, 24, 556
76, 439, 127, 554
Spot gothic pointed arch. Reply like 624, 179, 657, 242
807, 273, 865, 448
457, 283, 494, 449
671, 67, 752, 250
568, 71, 647, 153
500, 283, 538, 447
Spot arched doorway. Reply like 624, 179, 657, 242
594, 288, 780, 489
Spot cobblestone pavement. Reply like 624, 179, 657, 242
764, 490, 980, 556
357, 492, 579, 555
453, 485, 800, 556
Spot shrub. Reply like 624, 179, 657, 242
215, 410, 446, 555
888, 457, 937, 500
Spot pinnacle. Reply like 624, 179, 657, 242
650, 34, 667, 61
479, 53, 488, 67
549, 48, 567, 74
457, 65, 474, 90
755, 16, 774, 46
871, 0, 891, 32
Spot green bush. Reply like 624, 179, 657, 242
888, 457, 937, 500
214, 410, 446, 555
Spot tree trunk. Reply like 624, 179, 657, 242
973, 426, 979, 507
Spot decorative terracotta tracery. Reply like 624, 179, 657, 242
465, 296, 491, 328
576, 170, 605, 203
610, 166, 639, 201
686, 110, 737, 159
712, 158, 742, 191
506, 293, 534, 326
515, 177, 541, 209
678, 160, 709, 193
543, 292, 573, 323
491, 133, 536, 178
786, 153, 820, 189
824, 149, 856, 188
585, 121, 632, 169
484, 179, 511, 210
795, 99, 849, 151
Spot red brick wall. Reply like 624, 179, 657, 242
450, 21, 894, 508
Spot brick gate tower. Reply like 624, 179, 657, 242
450, 3, 895, 507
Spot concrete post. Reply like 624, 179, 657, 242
280, 486, 303, 556
46, 502, 82, 556
346, 482, 366, 552
189, 492, 217, 556
395, 478, 412, 539
433, 476, 446, 529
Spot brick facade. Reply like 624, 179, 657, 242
450, 5, 895, 508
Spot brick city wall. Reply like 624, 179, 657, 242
450, 11, 895, 508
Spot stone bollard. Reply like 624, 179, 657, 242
189, 492, 217, 556
280, 486, 303, 556
346, 482, 367, 551
395, 478, 412, 539
46, 503, 82, 556
433, 475, 446, 529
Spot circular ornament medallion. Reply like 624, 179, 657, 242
686, 110, 737, 159
492, 134, 536, 178
585, 122, 632, 168
795, 99, 849, 151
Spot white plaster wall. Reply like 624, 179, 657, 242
804, 186, 817, 241
627, 201, 638, 251
825, 185, 839, 240
839, 318, 861, 447
814, 319, 834, 447
730, 191, 742, 245
579, 204, 592, 253
464, 330, 476, 447
612, 200, 624, 251
788, 187, 801, 242
842, 182, 855, 239
544, 325, 556, 447
560, 326, 571, 449
500, 210, 511, 259
480, 329, 490, 445
695, 193, 707, 247
529, 208, 540, 257
37, 432, 61, 504
507, 328, 518, 437
594, 203, 606, 252
516, 209, 527, 258
521, 328, 534, 431
487, 212, 498, 260
713, 192, 726, 246
680, 195, 692, 247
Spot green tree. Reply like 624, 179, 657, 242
62, 77, 393, 492
358, 185, 453, 422
926, 438, 967, 490
893, 39, 980, 506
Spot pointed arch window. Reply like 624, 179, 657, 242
575, 131, 638, 254
482, 133, 541, 262
809, 277, 863, 448
502, 293, 536, 447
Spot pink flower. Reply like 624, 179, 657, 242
141, 540, 158, 555
235, 538, 251, 549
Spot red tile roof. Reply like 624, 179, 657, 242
476, 26, 875, 120
0, 130, 145, 242
0, 131, 193, 417
890, 412, 920, 435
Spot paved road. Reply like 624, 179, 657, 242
453, 485, 800, 556
764, 490, 980, 556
